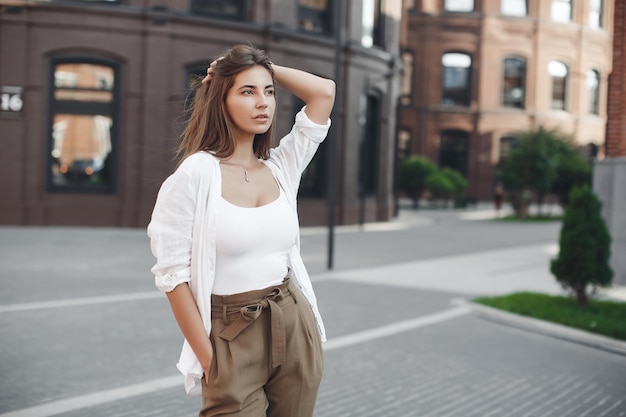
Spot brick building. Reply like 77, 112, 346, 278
594, 0, 626, 285
399, 0, 614, 200
0, 0, 403, 227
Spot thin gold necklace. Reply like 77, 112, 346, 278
221, 160, 252, 183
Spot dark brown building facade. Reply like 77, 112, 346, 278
399, 0, 614, 199
0, 0, 402, 227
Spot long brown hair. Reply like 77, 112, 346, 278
179, 44, 275, 162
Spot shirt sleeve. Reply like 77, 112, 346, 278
268, 106, 331, 191
147, 164, 197, 293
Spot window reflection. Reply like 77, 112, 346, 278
191, 0, 247, 19
502, 57, 526, 109
587, 70, 600, 115
549, 60, 568, 110
442, 53, 472, 106
49, 61, 117, 192
298, 0, 332, 35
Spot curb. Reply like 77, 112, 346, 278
452, 298, 626, 357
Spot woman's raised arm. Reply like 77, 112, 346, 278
272, 64, 335, 125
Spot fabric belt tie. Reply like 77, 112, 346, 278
217, 287, 287, 369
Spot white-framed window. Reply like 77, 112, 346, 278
548, 60, 568, 110
444, 0, 474, 12
589, 0, 603, 28
442, 53, 472, 106
551, 0, 572, 23
361, 0, 383, 47
587, 70, 600, 115
501, 0, 527, 16
502, 56, 526, 108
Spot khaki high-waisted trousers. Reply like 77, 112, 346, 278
199, 277, 324, 417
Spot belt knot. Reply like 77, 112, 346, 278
218, 287, 287, 368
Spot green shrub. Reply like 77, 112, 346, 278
552, 152, 592, 207
425, 170, 455, 202
398, 156, 437, 208
441, 167, 467, 196
550, 185, 612, 306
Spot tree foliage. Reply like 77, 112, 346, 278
550, 185, 612, 306
498, 126, 592, 217
398, 156, 437, 208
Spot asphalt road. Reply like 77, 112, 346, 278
1, 205, 624, 417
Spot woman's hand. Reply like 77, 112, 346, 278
201, 57, 223, 85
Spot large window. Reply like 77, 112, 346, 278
400, 51, 413, 106
442, 52, 472, 106
589, 0, 603, 28
297, 98, 327, 197
298, 0, 333, 35
439, 130, 469, 177
549, 60, 568, 110
191, 0, 247, 20
360, 92, 382, 195
397, 129, 412, 160
361, 0, 383, 48
501, 0, 527, 16
444, 0, 474, 12
48, 58, 119, 193
551, 0, 572, 22
587, 69, 600, 115
502, 57, 526, 109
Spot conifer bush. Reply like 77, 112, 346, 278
550, 185, 613, 306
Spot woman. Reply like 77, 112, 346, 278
148, 44, 335, 417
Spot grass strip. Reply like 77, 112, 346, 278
473, 292, 626, 342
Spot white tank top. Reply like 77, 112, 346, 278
213, 187, 298, 295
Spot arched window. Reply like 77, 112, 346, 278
551, 0, 572, 23
48, 57, 119, 193
501, 0, 527, 16
587, 70, 600, 115
548, 61, 568, 110
444, 0, 474, 12
502, 57, 526, 109
442, 53, 472, 107
439, 130, 469, 177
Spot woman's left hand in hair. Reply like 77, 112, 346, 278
201, 57, 223, 85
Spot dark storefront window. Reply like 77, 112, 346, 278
48, 58, 119, 193
298, 0, 333, 35
360, 92, 382, 195
442, 52, 472, 106
439, 130, 469, 177
295, 99, 327, 197
184, 64, 210, 119
502, 56, 526, 109
191, 0, 247, 20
